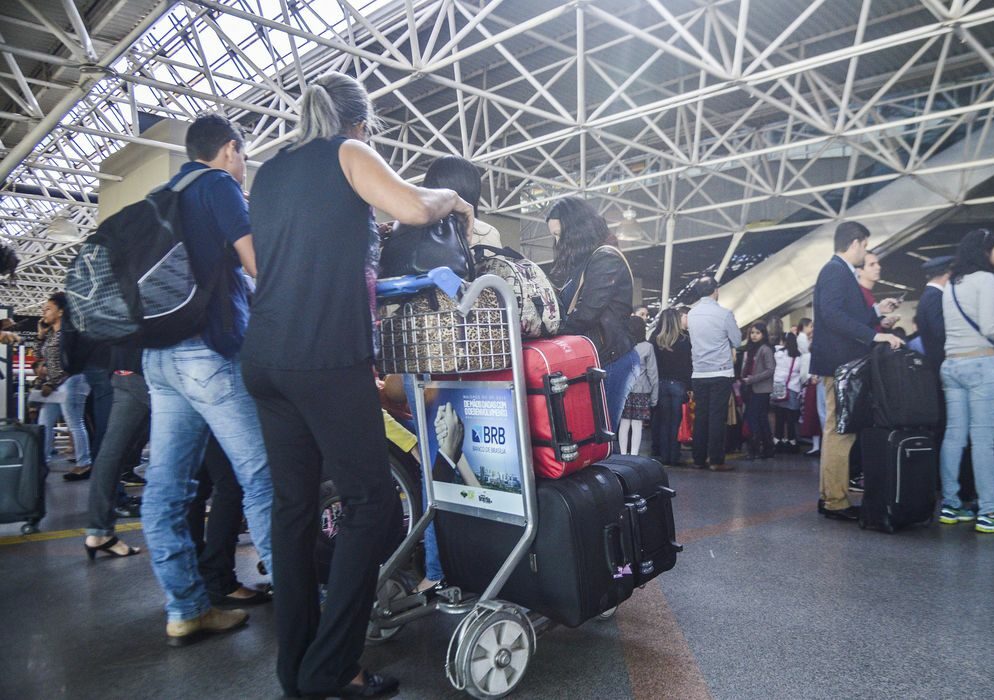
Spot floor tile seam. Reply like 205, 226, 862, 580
0, 521, 143, 545
617, 585, 714, 700
678, 502, 814, 545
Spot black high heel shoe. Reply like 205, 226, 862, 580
85, 536, 140, 560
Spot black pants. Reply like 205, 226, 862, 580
187, 435, 245, 597
691, 377, 733, 466
243, 361, 396, 697
773, 406, 799, 442
86, 373, 150, 536
745, 392, 773, 451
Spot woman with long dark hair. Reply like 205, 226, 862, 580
938, 228, 994, 533
652, 307, 692, 465
546, 197, 636, 429
243, 72, 473, 698
740, 321, 775, 459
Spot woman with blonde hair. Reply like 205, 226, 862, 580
243, 72, 473, 698
652, 307, 692, 466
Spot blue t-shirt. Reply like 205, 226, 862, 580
168, 161, 251, 358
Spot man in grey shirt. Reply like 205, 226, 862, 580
687, 277, 741, 470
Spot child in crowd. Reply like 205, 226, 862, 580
739, 322, 775, 459
771, 332, 803, 452
619, 315, 658, 455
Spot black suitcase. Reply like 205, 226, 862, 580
858, 427, 936, 533
596, 455, 681, 586
436, 465, 634, 627
0, 419, 46, 534
870, 345, 940, 428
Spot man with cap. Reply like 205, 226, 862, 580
916, 255, 954, 373
915, 254, 977, 506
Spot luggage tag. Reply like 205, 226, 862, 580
613, 564, 633, 579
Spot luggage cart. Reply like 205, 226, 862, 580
370, 271, 554, 698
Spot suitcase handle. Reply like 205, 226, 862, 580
586, 367, 615, 444
603, 521, 631, 575
542, 372, 579, 463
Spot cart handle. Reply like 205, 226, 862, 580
375, 266, 463, 300
455, 274, 508, 316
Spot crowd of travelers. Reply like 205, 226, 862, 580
16, 68, 993, 699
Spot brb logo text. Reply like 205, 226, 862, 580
471, 426, 506, 445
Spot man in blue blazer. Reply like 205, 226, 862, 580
810, 222, 903, 520
916, 256, 953, 373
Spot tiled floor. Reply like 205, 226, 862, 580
2, 451, 991, 699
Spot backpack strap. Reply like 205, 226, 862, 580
150, 167, 227, 195
951, 282, 994, 348
472, 244, 524, 263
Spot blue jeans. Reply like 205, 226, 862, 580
39, 373, 92, 466
403, 375, 443, 581
655, 379, 686, 464
940, 356, 994, 514
604, 349, 639, 432
142, 338, 273, 622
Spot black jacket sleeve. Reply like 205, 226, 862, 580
560, 249, 629, 335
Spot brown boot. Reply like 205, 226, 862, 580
166, 607, 249, 647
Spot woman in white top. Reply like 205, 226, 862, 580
771, 332, 803, 452
619, 315, 658, 455
938, 228, 994, 533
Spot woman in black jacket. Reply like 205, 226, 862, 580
653, 307, 693, 466
546, 197, 636, 429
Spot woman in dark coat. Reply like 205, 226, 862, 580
546, 197, 637, 429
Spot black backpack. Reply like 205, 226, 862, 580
64, 168, 226, 348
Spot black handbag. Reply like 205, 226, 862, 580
379, 214, 474, 280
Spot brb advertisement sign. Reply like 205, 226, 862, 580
421, 381, 524, 518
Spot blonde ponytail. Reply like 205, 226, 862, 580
293, 72, 380, 150
294, 84, 341, 149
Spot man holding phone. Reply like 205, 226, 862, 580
810, 223, 904, 521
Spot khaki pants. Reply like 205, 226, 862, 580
819, 376, 854, 510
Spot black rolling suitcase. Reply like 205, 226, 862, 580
436, 465, 634, 627
0, 419, 46, 534
858, 427, 936, 533
596, 455, 681, 586
869, 345, 940, 428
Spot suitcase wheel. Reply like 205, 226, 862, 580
20, 522, 39, 536
366, 576, 408, 645
451, 605, 535, 698
596, 606, 618, 621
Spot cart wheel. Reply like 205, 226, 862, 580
366, 576, 406, 645
597, 606, 618, 620
457, 609, 533, 698
20, 522, 38, 535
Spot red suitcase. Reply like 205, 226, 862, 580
473, 336, 614, 479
